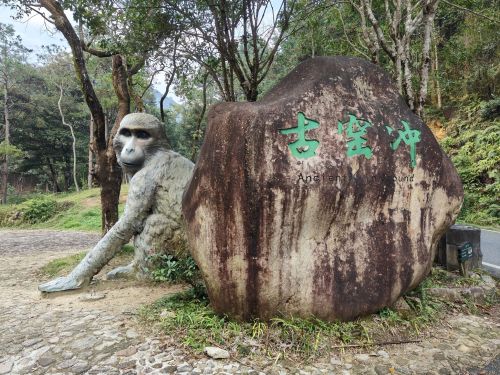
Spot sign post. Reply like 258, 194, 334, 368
457, 242, 473, 277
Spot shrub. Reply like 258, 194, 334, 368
440, 101, 500, 226
23, 197, 58, 224
481, 97, 500, 120
149, 254, 206, 298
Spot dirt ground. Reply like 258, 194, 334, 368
0, 229, 182, 314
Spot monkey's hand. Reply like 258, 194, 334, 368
38, 275, 88, 293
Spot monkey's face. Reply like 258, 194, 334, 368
115, 127, 154, 174
114, 113, 169, 175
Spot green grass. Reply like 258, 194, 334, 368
122, 243, 135, 254
39, 205, 102, 231
139, 288, 405, 358
0, 186, 128, 232
139, 267, 498, 361
40, 252, 87, 277
424, 267, 485, 288
39, 244, 135, 278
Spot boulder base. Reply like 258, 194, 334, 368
182, 56, 463, 321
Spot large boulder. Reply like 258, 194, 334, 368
182, 56, 463, 321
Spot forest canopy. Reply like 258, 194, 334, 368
0, 0, 498, 227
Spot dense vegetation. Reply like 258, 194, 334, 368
0, 0, 498, 227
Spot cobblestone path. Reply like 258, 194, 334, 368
0, 229, 499, 375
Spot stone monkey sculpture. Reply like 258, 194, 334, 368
39, 113, 194, 292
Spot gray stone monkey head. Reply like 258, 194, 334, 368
113, 113, 169, 175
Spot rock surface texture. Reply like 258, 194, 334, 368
182, 56, 464, 321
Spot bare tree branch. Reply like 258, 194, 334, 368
26, 5, 55, 25
336, 7, 371, 60
360, 0, 397, 60
57, 83, 79, 192
81, 43, 116, 57
442, 0, 499, 24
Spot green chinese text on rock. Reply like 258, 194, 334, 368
280, 112, 320, 159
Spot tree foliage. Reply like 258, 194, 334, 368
1, 22, 31, 203
0, 0, 498, 226
4, 49, 90, 195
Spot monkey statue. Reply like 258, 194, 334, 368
39, 113, 194, 292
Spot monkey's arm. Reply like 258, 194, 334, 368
38, 173, 156, 292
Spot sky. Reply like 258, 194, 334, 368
0, 5, 180, 102
0, 5, 67, 52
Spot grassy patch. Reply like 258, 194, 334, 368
39, 244, 135, 278
139, 289, 415, 359
424, 267, 484, 288
0, 186, 128, 232
40, 252, 87, 277
40, 205, 102, 231
139, 267, 498, 361
122, 243, 135, 255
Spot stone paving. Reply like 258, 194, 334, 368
0, 229, 499, 375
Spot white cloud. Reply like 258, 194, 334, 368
0, 5, 66, 54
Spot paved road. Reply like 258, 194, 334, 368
482, 229, 500, 277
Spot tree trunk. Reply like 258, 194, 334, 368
402, 39, 415, 110
88, 115, 94, 189
434, 42, 442, 109
63, 159, 70, 191
104, 115, 109, 143
1, 81, 9, 204
111, 55, 131, 134
311, 31, 316, 58
98, 54, 131, 234
40, 0, 120, 232
57, 84, 80, 192
128, 75, 144, 112
245, 86, 258, 102
1, 157, 6, 204
354, 0, 440, 114
47, 158, 61, 192
395, 54, 403, 94
160, 67, 177, 122
417, 0, 439, 118
191, 72, 209, 161
160, 36, 179, 122
97, 153, 121, 233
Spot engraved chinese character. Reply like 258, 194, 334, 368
337, 114, 373, 159
280, 112, 320, 159
386, 121, 421, 168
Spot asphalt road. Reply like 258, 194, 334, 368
482, 229, 500, 277
467, 354, 500, 375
